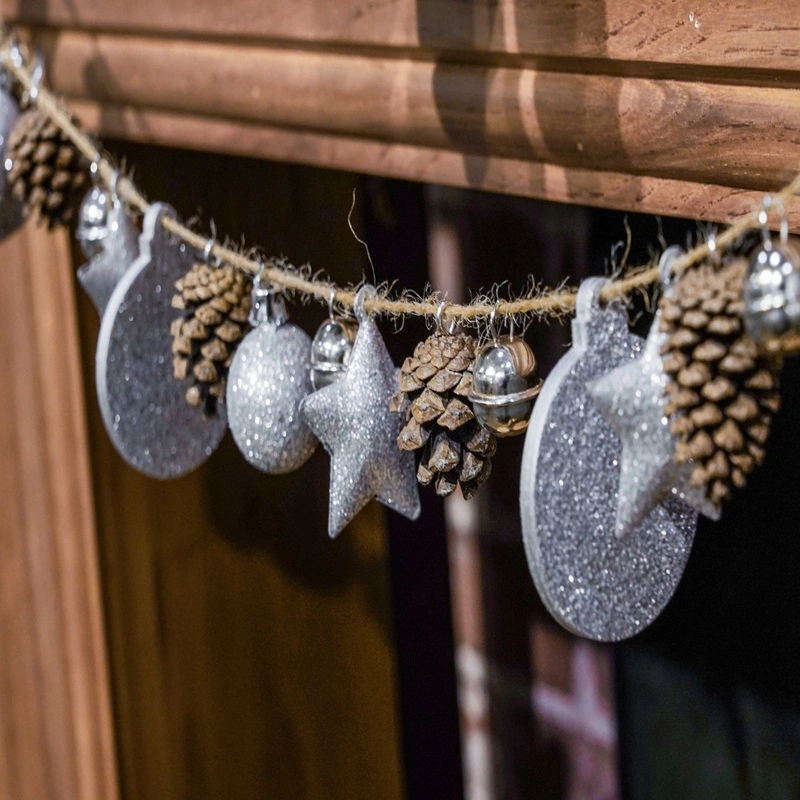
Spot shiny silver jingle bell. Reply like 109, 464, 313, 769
469, 335, 543, 437
76, 186, 111, 259
743, 238, 800, 344
310, 317, 357, 390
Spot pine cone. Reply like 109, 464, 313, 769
6, 109, 88, 228
171, 261, 253, 415
391, 333, 496, 499
659, 256, 781, 509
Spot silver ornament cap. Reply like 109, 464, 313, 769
228, 281, 317, 474
310, 318, 357, 390
743, 238, 800, 344
77, 185, 111, 258
469, 329, 542, 437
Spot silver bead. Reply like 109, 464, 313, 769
77, 186, 110, 258
469, 335, 543, 437
310, 318, 357, 390
743, 239, 800, 343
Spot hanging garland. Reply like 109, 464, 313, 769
2, 33, 799, 641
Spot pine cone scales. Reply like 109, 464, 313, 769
171, 262, 252, 414
7, 109, 88, 227
659, 257, 781, 508
392, 333, 496, 499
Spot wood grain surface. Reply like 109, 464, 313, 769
0, 224, 119, 800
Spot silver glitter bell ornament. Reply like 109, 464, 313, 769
743, 195, 800, 344
310, 289, 357, 390
469, 309, 543, 437
227, 275, 317, 474
77, 184, 111, 258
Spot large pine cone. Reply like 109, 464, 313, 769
659, 256, 781, 509
7, 109, 88, 228
391, 333, 496, 499
171, 262, 252, 415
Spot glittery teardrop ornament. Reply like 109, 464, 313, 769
96, 203, 227, 478
77, 195, 139, 315
0, 78, 24, 240
520, 278, 698, 641
227, 282, 317, 474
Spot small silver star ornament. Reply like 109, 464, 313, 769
587, 246, 720, 537
301, 285, 421, 537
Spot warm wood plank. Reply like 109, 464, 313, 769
5, 0, 800, 71
0, 224, 119, 800
35, 29, 800, 196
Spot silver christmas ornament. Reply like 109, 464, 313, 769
0, 73, 24, 240
96, 202, 227, 479
469, 313, 542, 437
77, 185, 111, 258
588, 247, 720, 538
77, 188, 139, 315
744, 239, 800, 344
301, 285, 421, 538
310, 292, 357, 390
227, 280, 317, 474
520, 277, 698, 641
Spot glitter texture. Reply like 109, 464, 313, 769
0, 86, 24, 240
78, 200, 139, 315
300, 287, 420, 538
228, 319, 317, 474
96, 203, 227, 479
520, 278, 697, 641
588, 306, 720, 537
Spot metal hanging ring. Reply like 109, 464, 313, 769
203, 236, 216, 264
489, 302, 500, 342
436, 299, 455, 334
328, 287, 337, 320
758, 194, 789, 246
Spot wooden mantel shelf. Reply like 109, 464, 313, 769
5, 1, 800, 226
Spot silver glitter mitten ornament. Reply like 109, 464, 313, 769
0, 72, 25, 240
96, 203, 227, 478
520, 278, 698, 641
227, 280, 317, 473
588, 247, 720, 538
77, 183, 140, 315
301, 285, 421, 538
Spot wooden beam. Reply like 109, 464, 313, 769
0, 224, 119, 800
5, 0, 800, 71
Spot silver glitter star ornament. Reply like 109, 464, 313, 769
96, 203, 227, 478
77, 182, 140, 315
301, 285, 421, 538
227, 279, 317, 473
520, 278, 698, 641
588, 247, 720, 537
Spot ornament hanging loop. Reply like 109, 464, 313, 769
354, 284, 376, 323
250, 263, 287, 327
328, 287, 337, 320
489, 302, 515, 342
658, 245, 685, 289
759, 194, 789, 246
436, 299, 456, 335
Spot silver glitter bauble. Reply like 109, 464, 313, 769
743, 238, 800, 344
469, 334, 542, 437
588, 247, 720, 538
300, 285, 420, 538
96, 202, 227, 479
0, 80, 24, 241
77, 185, 111, 258
310, 317, 357, 390
77, 198, 139, 315
520, 277, 698, 641
228, 283, 317, 474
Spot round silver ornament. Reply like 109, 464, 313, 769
469, 314, 542, 437
520, 278, 698, 641
310, 293, 357, 390
96, 202, 227, 479
77, 185, 111, 258
744, 239, 800, 344
228, 281, 318, 474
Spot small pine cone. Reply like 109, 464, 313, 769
171, 261, 252, 415
6, 109, 89, 228
393, 333, 496, 499
659, 256, 781, 509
